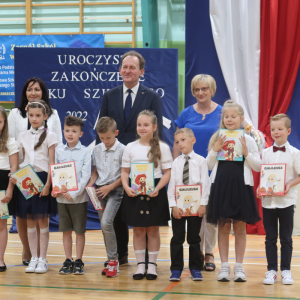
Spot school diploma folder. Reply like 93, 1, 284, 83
0, 190, 9, 219
50, 161, 78, 194
10, 164, 44, 200
259, 164, 286, 196
175, 184, 201, 217
130, 163, 155, 195
85, 186, 104, 211
217, 129, 244, 161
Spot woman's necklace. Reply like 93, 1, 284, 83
198, 104, 212, 121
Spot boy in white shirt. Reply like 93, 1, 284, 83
168, 128, 210, 281
259, 114, 300, 285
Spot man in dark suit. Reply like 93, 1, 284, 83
96, 50, 163, 265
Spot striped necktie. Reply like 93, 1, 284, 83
183, 155, 190, 185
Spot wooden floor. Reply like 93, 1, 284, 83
1, 220, 300, 300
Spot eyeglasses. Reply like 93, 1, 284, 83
194, 87, 209, 93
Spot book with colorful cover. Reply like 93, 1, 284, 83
0, 190, 9, 219
259, 164, 286, 196
10, 164, 44, 200
85, 186, 104, 211
130, 163, 155, 195
217, 129, 244, 161
50, 161, 78, 194
175, 184, 202, 217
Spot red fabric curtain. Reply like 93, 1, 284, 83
247, 0, 300, 235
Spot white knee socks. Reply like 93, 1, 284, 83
134, 249, 146, 274
40, 227, 49, 259
148, 251, 159, 275
27, 227, 38, 258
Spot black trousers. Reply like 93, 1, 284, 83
114, 200, 129, 258
170, 215, 202, 271
263, 205, 294, 271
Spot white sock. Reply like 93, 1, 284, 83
40, 227, 49, 259
148, 251, 159, 275
134, 249, 146, 274
221, 262, 229, 267
235, 262, 243, 268
27, 227, 38, 258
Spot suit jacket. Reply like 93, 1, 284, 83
96, 84, 163, 145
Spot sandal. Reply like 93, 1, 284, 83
204, 253, 215, 271
133, 262, 146, 280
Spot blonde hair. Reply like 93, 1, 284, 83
191, 74, 217, 97
270, 113, 291, 129
137, 110, 161, 168
96, 116, 117, 133
174, 128, 195, 138
0, 106, 9, 153
208, 100, 244, 151
27, 100, 50, 150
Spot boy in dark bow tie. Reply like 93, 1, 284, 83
258, 114, 300, 286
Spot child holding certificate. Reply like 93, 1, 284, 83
167, 128, 210, 281
258, 114, 300, 285
121, 110, 172, 280
206, 100, 261, 282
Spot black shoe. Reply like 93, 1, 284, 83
133, 262, 146, 280
73, 259, 84, 275
146, 262, 157, 280
23, 260, 30, 266
0, 263, 6, 272
118, 255, 128, 265
59, 258, 74, 275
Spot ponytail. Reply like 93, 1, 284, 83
137, 110, 161, 168
27, 100, 49, 150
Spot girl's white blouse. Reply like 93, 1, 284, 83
0, 138, 19, 170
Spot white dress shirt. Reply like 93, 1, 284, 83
167, 151, 211, 207
206, 134, 261, 186
261, 141, 300, 208
0, 138, 19, 170
122, 83, 139, 108
18, 126, 58, 173
8, 108, 63, 147
122, 140, 173, 178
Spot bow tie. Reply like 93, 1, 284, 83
273, 146, 286, 152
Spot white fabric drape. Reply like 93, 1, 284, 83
209, 0, 260, 128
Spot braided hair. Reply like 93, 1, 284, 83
137, 110, 161, 168
27, 100, 50, 150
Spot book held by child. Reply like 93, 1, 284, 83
50, 161, 78, 194
175, 184, 201, 217
130, 163, 155, 195
0, 191, 9, 219
85, 186, 104, 210
10, 164, 44, 200
217, 129, 244, 161
259, 164, 286, 196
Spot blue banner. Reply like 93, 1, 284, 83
0, 34, 104, 101
14, 48, 178, 150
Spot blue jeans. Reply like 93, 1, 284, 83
97, 189, 123, 261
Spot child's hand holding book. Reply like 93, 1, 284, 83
197, 205, 206, 217
172, 207, 181, 219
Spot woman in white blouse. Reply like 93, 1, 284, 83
8, 77, 62, 265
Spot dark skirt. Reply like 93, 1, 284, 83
0, 169, 16, 216
206, 160, 261, 226
122, 178, 170, 227
15, 171, 57, 220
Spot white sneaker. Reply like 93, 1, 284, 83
25, 257, 38, 273
218, 265, 230, 282
281, 270, 294, 285
234, 266, 247, 282
263, 270, 278, 285
35, 257, 48, 274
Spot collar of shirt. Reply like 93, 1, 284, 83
180, 150, 195, 159
100, 138, 120, 152
63, 141, 82, 150
29, 125, 44, 134
123, 82, 139, 95
274, 141, 290, 148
